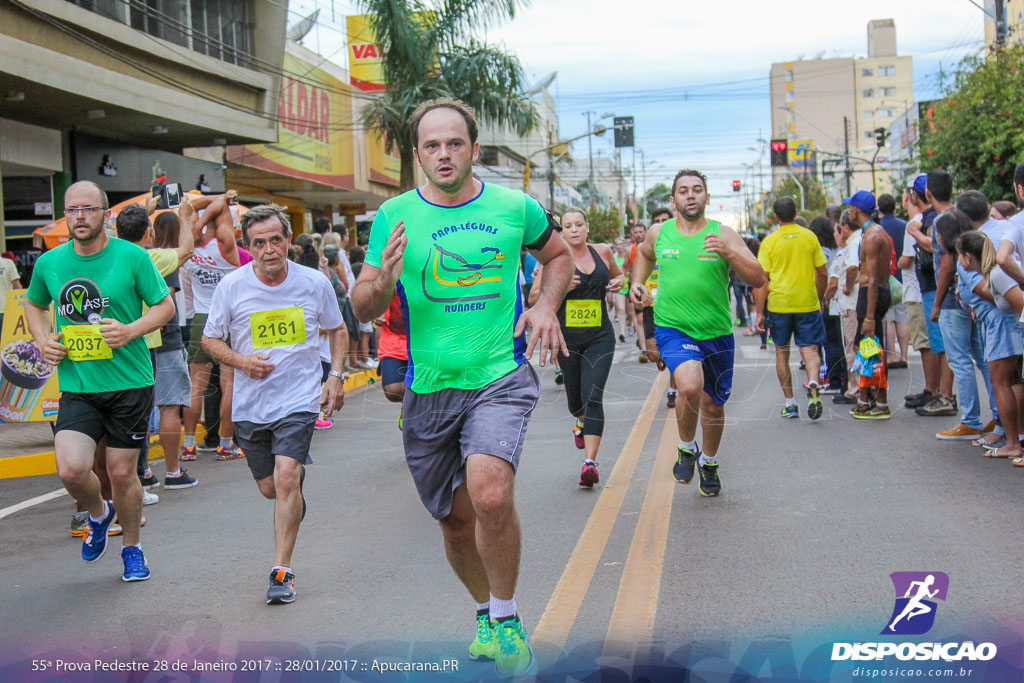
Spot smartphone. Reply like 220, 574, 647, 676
162, 182, 182, 209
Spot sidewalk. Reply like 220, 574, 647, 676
0, 368, 378, 479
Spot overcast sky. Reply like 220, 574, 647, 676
289, 0, 985, 222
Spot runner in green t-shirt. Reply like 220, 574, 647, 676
24, 181, 174, 584
352, 98, 572, 679
631, 170, 765, 497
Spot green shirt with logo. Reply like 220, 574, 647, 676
652, 219, 733, 340
26, 238, 170, 393
366, 183, 550, 393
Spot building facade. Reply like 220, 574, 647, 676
0, 0, 288, 254
770, 19, 914, 199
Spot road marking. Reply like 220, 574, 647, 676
0, 488, 68, 520
533, 371, 667, 656
602, 415, 679, 661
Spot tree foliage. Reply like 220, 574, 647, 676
586, 206, 624, 244
918, 43, 1024, 200
643, 182, 671, 217
771, 174, 828, 213
359, 0, 538, 190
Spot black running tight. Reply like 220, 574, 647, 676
559, 336, 615, 437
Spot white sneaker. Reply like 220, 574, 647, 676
362, 359, 380, 369
142, 490, 160, 506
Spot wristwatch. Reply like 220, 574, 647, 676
328, 370, 348, 381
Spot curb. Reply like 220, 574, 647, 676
0, 369, 377, 480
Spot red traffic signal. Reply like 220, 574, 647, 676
732, 180, 742, 192
770, 139, 789, 167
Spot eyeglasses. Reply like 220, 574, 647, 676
65, 206, 104, 216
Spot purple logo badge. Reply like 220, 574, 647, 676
882, 572, 949, 635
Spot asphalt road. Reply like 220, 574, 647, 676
1, 330, 1021, 681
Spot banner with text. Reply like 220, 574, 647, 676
0, 290, 59, 422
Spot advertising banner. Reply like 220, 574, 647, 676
226, 53, 355, 189
346, 14, 386, 91
0, 290, 59, 422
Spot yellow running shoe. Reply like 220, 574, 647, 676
493, 616, 534, 678
468, 613, 497, 661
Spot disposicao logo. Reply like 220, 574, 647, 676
831, 572, 997, 663
883, 571, 947, 635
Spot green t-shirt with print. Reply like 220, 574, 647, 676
26, 238, 170, 393
366, 183, 551, 393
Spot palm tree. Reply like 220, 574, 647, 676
359, 0, 538, 190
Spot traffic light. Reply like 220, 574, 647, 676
770, 139, 789, 167
614, 116, 634, 148
732, 180, 741, 192
875, 127, 887, 148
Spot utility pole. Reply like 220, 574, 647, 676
639, 149, 647, 220
584, 111, 595, 205
631, 144, 637, 222
995, 0, 1007, 46
547, 129, 556, 212
843, 115, 853, 196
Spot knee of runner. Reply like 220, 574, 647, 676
256, 477, 276, 499
57, 458, 92, 485
383, 383, 405, 402
105, 458, 138, 485
676, 372, 703, 399
470, 484, 514, 522
273, 462, 302, 494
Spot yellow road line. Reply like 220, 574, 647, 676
602, 414, 679, 661
533, 371, 667, 657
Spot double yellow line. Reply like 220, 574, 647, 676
533, 372, 679, 665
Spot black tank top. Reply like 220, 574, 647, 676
558, 245, 615, 344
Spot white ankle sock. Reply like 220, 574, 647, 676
184, 435, 195, 448
89, 500, 109, 523
475, 601, 490, 613
698, 453, 717, 467
679, 439, 697, 452
490, 594, 516, 621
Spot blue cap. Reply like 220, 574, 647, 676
912, 173, 927, 196
843, 190, 876, 213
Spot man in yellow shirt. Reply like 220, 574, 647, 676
754, 197, 828, 420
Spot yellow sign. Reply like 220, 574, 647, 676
0, 290, 60, 422
790, 139, 814, 168
346, 14, 386, 92
566, 299, 601, 327
226, 52, 354, 189
250, 307, 305, 349
369, 135, 401, 187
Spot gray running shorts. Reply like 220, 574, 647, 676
154, 348, 191, 407
233, 412, 317, 481
402, 363, 540, 520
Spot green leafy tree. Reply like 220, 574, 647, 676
770, 174, 828, 213
918, 44, 1024, 200
359, 0, 538, 191
586, 206, 623, 243
643, 182, 671, 216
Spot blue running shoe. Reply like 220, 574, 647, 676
121, 545, 151, 582
781, 404, 799, 419
82, 501, 116, 562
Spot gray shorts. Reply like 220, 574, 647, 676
402, 363, 540, 520
154, 348, 191, 407
233, 412, 317, 481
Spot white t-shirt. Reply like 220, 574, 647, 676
998, 212, 1024, 267
837, 230, 861, 311
990, 266, 1020, 316
827, 245, 845, 316
204, 262, 344, 424
183, 238, 238, 314
900, 223, 922, 304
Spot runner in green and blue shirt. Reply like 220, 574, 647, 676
352, 98, 572, 678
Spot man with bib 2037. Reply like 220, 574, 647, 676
25, 180, 175, 583
202, 205, 347, 605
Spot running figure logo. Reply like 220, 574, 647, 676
422, 244, 505, 303
882, 572, 949, 635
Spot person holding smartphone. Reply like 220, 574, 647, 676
201, 205, 347, 605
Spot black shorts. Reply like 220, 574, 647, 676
234, 412, 317, 481
379, 356, 409, 386
54, 387, 154, 449
856, 287, 892, 346
642, 307, 655, 339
